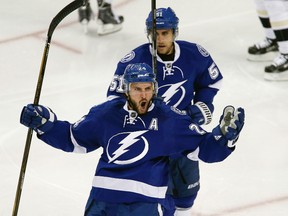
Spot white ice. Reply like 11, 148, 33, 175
1, 0, 288, 215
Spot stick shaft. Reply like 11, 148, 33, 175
12, 1, 86, 215
151, 0, 157, 94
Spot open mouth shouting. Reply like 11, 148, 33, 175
138, 100, 148, 114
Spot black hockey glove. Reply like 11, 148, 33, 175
20, 104, 57, 135
212, 106, 245, 148
186, 102, 213, 125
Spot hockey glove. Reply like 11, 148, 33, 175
20, 104, 57, 135
186, 102, 213, 125
212, 106, 245, 147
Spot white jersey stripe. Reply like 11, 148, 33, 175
208, 78, 223, 90
70, 126, 87, 153
92, 176, 167, 199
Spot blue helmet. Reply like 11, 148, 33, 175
146, 7, 179, 33
123, 63, 157, 93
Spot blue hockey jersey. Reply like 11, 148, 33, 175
107, 41, 223, 110
38, 99, 232, 208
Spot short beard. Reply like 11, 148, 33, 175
126, 96, 152, 115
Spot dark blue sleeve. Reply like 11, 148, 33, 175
197, 134, 233, 163
193, 44, 223, 108
38, 108, 101, 153
193, 59, 222, 108
106, 61, 130, 100
166, 112, 233, 163
38, 120, 75, 152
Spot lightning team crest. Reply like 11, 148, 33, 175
106, 130, 149, 165
159, 80, 187, 107
120, 51, 135, 63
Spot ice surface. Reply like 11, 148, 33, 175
1, 0, 287, 215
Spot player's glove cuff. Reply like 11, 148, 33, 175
186, 102, 213, 125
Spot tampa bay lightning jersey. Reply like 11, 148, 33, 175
39, 99, 232, 207
107, 41, 223, 110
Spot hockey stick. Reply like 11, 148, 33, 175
12, 1, 86, 215
151, 0, 157, 84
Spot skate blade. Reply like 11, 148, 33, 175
264, 71, 288, 81
247, 52, 278, 62
97, 22, 122, 36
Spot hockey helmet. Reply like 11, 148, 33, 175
146, 7, 179, 33
123, 63, 157, 93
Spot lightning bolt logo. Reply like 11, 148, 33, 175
107, 130, 149, 165
160, 80, 187, 107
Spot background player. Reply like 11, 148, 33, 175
78, 0, 124, 35
20, 63, 245, 216
248, 0, 288, 81
107, 7, 223, 216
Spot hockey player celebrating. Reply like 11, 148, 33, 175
78, 0, 124, 35
107, 7, 223, 216
20, 63, 245, 216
